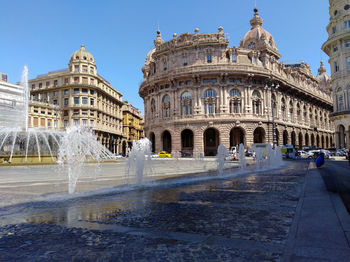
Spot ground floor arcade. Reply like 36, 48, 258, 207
95, 131, 125, 154
147, 122, 334, 156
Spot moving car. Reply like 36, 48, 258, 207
158, 151, 172, 158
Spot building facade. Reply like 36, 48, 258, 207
322, 0, 350, 149
122, 102, 144, 154
140, 9, 334, 156
28, 100, 62, 129
29, 45, 124, 153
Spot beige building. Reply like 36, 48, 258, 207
29, 45, 124, 153
122, 102, 144, 154
28, 100, 62, 129
322, 0, 350, 149
140, 9, 334, 156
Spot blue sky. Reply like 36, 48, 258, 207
0, 0, 330, 114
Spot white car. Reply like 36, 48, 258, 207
297, 150, 308, 158
306, 150, 320, 159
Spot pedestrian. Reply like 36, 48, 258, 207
252, 150, 256, 161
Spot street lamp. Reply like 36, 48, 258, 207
265, 79, 279, 149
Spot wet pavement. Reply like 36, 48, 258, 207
0, 161, 311, 261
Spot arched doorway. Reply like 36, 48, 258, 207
122, 141, 127, 156
162, 130, 172, 153
230, 127, 245, 148
204, 128, 219, 156
253, 127, 266, 143
283, 130, 289, 145
311, 134, 315, 147
291, 131, 296, 147
298, 132, 303, 149
150, 132, 156, 153
181, 129, 194, 157
305, 133, 309, 147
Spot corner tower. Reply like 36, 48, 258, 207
322, 0, 350, 149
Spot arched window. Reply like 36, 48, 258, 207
229, 89, 241, 114
252, 90, 262, 115
309, 107, 313, 125
162, 95, 171, 118
204, 89, 217, 114
150, 99, 156, 119
289, 101, 294, 120
272, 94, 277, 117
296, 103, 301, 121
281, 98, 286, 119
303, 105, 307, 120
181, 91, 192, 116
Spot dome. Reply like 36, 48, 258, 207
240, 9, 280, 58
69, 45, 95, 64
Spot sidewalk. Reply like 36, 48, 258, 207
283, 161, 350, 261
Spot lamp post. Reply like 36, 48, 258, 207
265, 80, 279, 149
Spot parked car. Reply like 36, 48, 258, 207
297, 150, 308, 158
306, 150, 320, 159
112, 154, 123, 159
245, 149, 253, 157
336, 149, 347, 156
158, 151, 172, 158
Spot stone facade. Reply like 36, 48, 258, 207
122, 102, 144, 155
322, 0, 350, 149
140, 9, 334, 156
29, 45, 125, 153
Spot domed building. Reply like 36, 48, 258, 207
140, 9, 334, 156
28, 45, 125, 153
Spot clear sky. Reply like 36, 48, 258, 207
0, 0, 330, 114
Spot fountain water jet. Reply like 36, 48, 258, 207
216, 144, 228, 175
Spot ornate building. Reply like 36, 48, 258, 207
29, 45, 124, 153
322, 0, 350, 149
122, 102, 144, 155
140, 9, 334, 156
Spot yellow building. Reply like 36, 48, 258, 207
122, 102, 144, 155
29, 45, 124, 153
28, 100, 62, 129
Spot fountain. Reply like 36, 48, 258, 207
126, 138, 153, 185
216, 144, 228, 175
0, 66, 114, 193
238, 143, 246, 170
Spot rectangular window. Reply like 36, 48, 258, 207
31, 84, 35, 89
74, 97, 79, 104
334, 61, 339, 72
90, 78, 94, 85
82, 119, 88, 126
82, 88, 88, 93
347, 57, 350, 69
40, 118, 45, 127
64, 78, 69, 84
179, 81, 185, 86
90, 67, 94, 74
64, 98, 68, 106
232, 54, 237, 62
54, 80, 58, 86
64, 120, 68, 127
332, 26, 337, 34
90, 99, 94, 106
73, 109, 79, 115
53, 91, 58, 96
53, 100, 57, 105
333, 45, 338, 52
345, 40, 350, 48
74, 65, 79, 72
207, 54, 212, 63
163, 61, 167, 71
74, 88, 79, 94
39, 83, 42, 88
90, 90, 94, 95
64, 89, 69, 95
345, 20, 350, 29
185, 80, 192, 85
74, 77, 79, 83
47, 120, 51, 127
82, 77, 88, 84
74, 119, 79, 126
46, 81, 50, 87
82, 110, 88, 115
82, 65, 88, 72
90, 120, 94, 126
64, 110, 68, 116
183, 58, 188, 66
82, 97, 88, 104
